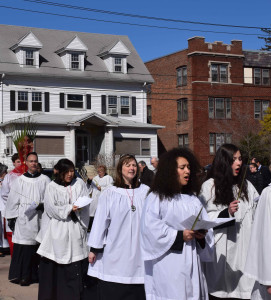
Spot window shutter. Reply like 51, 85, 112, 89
10, 90, 16, 111
132, 97, 136, 115
101, 95, 106, 114
60, 93, 65, 108
45, 92, 50, 112
86, 94, 91, 109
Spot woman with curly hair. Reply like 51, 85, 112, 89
87, 154, 149, 300
200, 144, 258, 299
141, 147, 214, 300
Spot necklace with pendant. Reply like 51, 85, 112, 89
125, 188, 136, 212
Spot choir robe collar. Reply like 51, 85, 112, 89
24, 171, 41, 178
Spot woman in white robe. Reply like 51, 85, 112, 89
141, 147, 214, 300
199, 144, 258, 299
87, 154, 149, 300
0, 164, 8, 254
37, 159, 90, 300
244, 185, 271, 300
88, 165, 113, 229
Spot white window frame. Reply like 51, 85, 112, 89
209, 133, 232, 154
106, 95, 131, 116
254, 100, 269, 119
114, 57, 123, 73
24, 49, 35, 66
120, 96, 130, 115
16, 91, 44, 112
70, 52, 80, 70
66, 94, 85, 110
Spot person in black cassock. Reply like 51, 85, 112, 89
138, 161, 154, 187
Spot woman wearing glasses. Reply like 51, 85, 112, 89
87, 154, 149, 300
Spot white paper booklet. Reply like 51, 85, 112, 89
24, 201, 39, 219
181, 215, 235, 231
74, 196, 93, 208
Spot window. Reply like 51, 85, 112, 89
25, 49, 34, 66
254, 68, 270, 86
177, 66, 187, 86
115, 138, 150, 156
254, 100, 269, 119
108, 95, 118, 114
35, 136, 64, 155
147, 105, 152, 123
209, 133, 232, 154
67, 94, 84, 109
32, 92, 42, 111
211, 64, 228, 83
178, 134, 189, 148
18, 91, 28, 111
120, 96, 130, 115
5, 136, 13, 155
177, 99, 188, 121
114, 58, 122, 72
71, 53, 80, 70
209, 97, 231, 119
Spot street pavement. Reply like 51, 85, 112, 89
0, 255, 38, 300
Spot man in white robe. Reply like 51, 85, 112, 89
244, 186, 271, 300
5, 152, 50, 286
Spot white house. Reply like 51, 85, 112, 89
0, 24, 162, 169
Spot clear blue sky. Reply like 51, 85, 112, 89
0, 0, 270, 62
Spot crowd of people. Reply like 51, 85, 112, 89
0, 146, 270, 300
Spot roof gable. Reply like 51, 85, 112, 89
10, 31, 43, 50
99, 40, 131, 57
55, 35, 88, 54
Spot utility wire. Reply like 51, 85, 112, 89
21, 0, 271, 31
0, 5, 265, 36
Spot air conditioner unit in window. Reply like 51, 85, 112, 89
108, 108, 118, 115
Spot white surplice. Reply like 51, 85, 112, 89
37, 178, 90, 264
244, 186, 271, 300
89, 174, 113, 217
200, 178, 258, 299
4, 174, 51, 245
141, 192, 214, 300
87, 184, 149, 284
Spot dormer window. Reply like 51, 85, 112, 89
25, 49, 35, 66
71, 53, 80, 70
114, 58, 122, 72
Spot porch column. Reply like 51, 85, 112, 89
106, 127, 114, 155
70, 126, 76, 164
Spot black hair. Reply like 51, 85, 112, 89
55, 159, 75, 183
11, 153, 20, 163
206, 143, 248, 205
150, 147, 201, 200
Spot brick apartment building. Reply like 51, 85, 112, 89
146, 36, 271, 166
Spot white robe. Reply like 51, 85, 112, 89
37, 178, 90, 264
87, 184, 149, 284
1, 172, 21, 233
141, 192, 214, 300
4, 174, 51, 245
244, 186, 271, 300
200, 178, 258, 299
89, 174, 113, 217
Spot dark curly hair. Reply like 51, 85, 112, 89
206, 143, 248, 205
150, 147, 201, 200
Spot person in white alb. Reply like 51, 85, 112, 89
37, 158, 90, 300
141, 147, 214, 300
87, 154, 149, 300
5, 152, 50, 286
199, 144, 258, 299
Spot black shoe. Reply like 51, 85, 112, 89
0, 253, 5, 257
10, 278, 20, 284
20, 279, 31, 286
